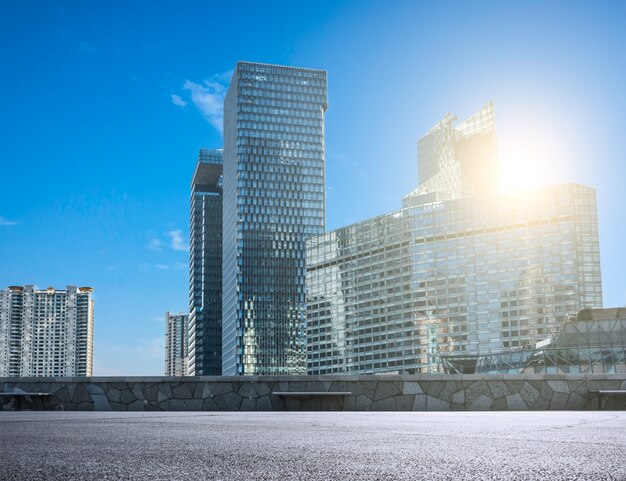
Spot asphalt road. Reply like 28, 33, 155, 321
1, 411, 625, 480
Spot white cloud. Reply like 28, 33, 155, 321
183, 77, 228, 133
155, 264, 169, 270
0, 216, 16, 226
170, 94, 187, 108
147, 238, 164, 251
166, 229, 187, 251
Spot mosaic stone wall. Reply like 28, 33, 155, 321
1, 375, 625, 411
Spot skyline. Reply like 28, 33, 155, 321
1, 1, 624, 375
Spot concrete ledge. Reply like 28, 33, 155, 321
2, 374, 625, 411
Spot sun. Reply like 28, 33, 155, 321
498, 127, 559, 192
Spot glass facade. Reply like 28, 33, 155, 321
409, 102, 498, 202
306, 183, 602, 374
188, 149, 223, 375
0, 285, 94, 377
307, 102, 602, 375
222, 61, 328, 375
441, 308, 626, 374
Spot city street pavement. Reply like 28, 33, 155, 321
1, 411, 625, 480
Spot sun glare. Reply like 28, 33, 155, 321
498, 122, 560, 193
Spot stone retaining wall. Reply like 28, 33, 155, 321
1, 374, 625, 411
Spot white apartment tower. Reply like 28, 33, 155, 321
0, 285, 94, 377
165, 311, 188, 376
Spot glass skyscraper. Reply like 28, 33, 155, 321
306, 104, 603, 375
188, 149, 223, 375
222, 61, 328, 375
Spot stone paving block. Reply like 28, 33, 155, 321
76, 402, 92, 411
303, 381, 325, 392
374, 382, 401, 401
550, 392, 570, 409
504, 381, 523, 393
566, 392, 587, 409
301, 397, 322, 411
506, 393, 527, 410
426, 395, 450, 411
488, 381, 509, 399
468, 394, 492, 411
402, 382, 423, 395
214, 391, 243, 411
547, 380, 570, 394
211, 383, 235, 396
451, 390, 465, 404
330, 381, 349, 393
142, 383, 159, 402
285, 397, 302, 411
185, 399, 204, 411
412, 394, 427, 411
253, 383, 270, 397
491, 397, 507, 410
240, 398, 256, 411
255, 395, 272, 411
73, 384, 92, 404
128, 400, 146, 411
519, 382, 540, 407
356, 395, 372, 411
343, 396, 356, 411
237, 383, 257, 399
533, 396, 551, 410
110, 401, 128, 411
120, 389, 136, 405
131, 385, 145, 401
426, 382, 445, 398
321, 396, 341, 411
172, 383, 194, 399
67, 384, 77, 400
202, 397, 219, 411
54, 386, 71, 402
438, 381, 460, 401
371, 397, 397, 411
395, 395, 414, 411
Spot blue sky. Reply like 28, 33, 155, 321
1, 1, 624, 375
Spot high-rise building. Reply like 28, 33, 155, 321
407, 101, 498, 202
188, 149, 223, 375
0, 285, 94, 377
222, 61, 328, 375
306, 104, 603, 375
165, 311, 189, 376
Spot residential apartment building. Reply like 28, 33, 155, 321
0, 285, 94, 377
165, 311, 189, 376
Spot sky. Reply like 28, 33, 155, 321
1, 1, 624, 375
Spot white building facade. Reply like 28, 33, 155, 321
0, 285, 94, 377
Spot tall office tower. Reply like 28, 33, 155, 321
188, 149, 223, 375
405, 102, 498, 203
222, 61, 328, 375
0, 285, 94, 377
306, 103, 602, 375
307, 184, 603, 374
165, 311, 189, 376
